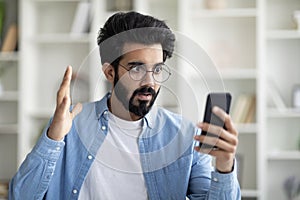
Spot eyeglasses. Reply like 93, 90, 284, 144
118, 62, 171, 83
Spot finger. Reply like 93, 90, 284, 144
212, 106, 238, 136
194, 135, 236, 153
57, 66, 72, 106
71, 103, 83, 119
197, 122, 237, 145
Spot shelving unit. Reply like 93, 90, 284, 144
177, 1, 260, 199
0, 31, 19, 200
263, 0, 300, 199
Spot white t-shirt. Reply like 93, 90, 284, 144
78, 112, 148, 199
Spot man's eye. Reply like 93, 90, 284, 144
131, 65, 144, 73
154, 65, 163, 74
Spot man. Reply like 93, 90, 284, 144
9, 11, 240, 199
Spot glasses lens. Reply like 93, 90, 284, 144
129, 65, 147, 81
153, 64, 171, 83
129, 64, 171, 82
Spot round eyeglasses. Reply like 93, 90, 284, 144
118, 63, 172, 83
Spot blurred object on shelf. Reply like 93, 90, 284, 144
204, 0, 228, 9
267, 79, 287, 110
293, 10, 300, 31
283, 175, 300, 200
207, 40, 236, 69
0, 180, 8, 199
1, 23, 18, 52
292, 84, 300, 110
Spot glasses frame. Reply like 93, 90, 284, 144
118, 62, 172, 83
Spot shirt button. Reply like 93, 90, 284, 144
101, 126, 106, 131
213, 177, 218, 182
104, 111, 108, 115
56, 147, 60, 151
72, 189, 78, 194
87, 155, 93, 160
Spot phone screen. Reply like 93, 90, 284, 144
199, 92, 232, 149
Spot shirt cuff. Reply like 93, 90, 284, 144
31, 126, 65, 161
210, 158, 238, 191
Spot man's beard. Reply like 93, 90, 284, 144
113, 75, 159, 117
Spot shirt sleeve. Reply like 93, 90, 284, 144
8, 120, 65, 200
187, 130, 241, 200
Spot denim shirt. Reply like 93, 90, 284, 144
9, 93, 241, 200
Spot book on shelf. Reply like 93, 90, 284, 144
0, 1, 4, 44
0, 180, 8, 199
70, 1, 91, 36
231, 94, 256, 124
267, 79, 287, 110
1, 23, 18, 52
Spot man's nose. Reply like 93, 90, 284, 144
141, 71, 155, 87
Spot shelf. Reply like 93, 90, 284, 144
0, 124, 18, 134
267, 30, 300, 40
267, 108, 300, 118
268, 151, 300, 160
192, 8, 257, 18
0, 52, 19, 62
0, 91, 18, 101
219, 68, 257, 80
31, 33, 91, 44
32, 0, 81, 2
241, 189, 259, 198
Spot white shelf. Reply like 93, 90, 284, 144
241, 189, 259, 198
219, 68, 257, 80
0, 91, 18, 101
267, 30, 300, 40
32, 33, 90, 44
0, 52, 19, 62
32, 0, 81, 2
192, 8, 257, 18
268, 151, 300, 160
0, 124, 18, 134
267, 108, 300, 118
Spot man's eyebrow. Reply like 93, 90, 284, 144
127, 61, 165, 66
127, 61, 144, 66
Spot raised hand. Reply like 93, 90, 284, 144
194, 106, 239, 173
47, 66, 83, 141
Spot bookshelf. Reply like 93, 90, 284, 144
177, 1, 259, 199
0, 0, 298, 199
0, 0, 19, 198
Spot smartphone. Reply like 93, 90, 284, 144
199, 92, 232, 149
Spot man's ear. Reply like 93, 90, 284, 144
102, 62, 115, 84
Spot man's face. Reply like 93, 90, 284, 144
113, 43, 163, 117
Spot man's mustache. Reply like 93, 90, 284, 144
132, 86, 156, 98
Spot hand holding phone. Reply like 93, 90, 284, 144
199, 92, 232, 149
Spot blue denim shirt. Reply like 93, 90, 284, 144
9, 93, 241, 200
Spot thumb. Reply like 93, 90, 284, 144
71, 103, 83, 119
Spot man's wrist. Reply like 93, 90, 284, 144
216, 159, 235, 174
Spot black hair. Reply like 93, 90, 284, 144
97, 11, 175, 69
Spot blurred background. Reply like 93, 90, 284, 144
0, 0, 300, 199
